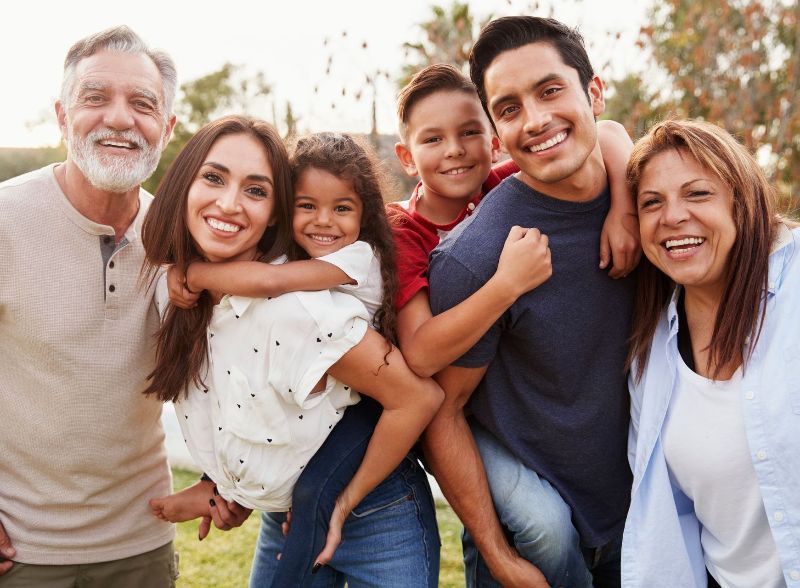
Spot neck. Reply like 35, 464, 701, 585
55, 160, 141, 242
517, 144, 607, 202
416, 186, 477, 225
683, 285, 739, 379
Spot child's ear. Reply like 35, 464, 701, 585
394, 142, 419, 178
490, 135, 501, 164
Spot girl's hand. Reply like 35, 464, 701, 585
167, 264, 200, 309
496, 226, 552, 298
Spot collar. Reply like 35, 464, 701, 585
219, 294, 255, 319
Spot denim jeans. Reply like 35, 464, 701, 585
249, 398, 440, 587
464, 422, 620, 588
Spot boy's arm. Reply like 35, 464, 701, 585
186, 259, 353, 299
422, 365, 548, 588
597, 119, 640, 278
397, 226, 551, 378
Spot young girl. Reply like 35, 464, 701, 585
142, 119, 443, 586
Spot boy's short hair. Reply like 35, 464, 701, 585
469, 16, 594, 117
396, 64, 478, 140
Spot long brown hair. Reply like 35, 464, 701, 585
141, 115, 293, 402
288, 132, 399, 347
626, 119, 780, 380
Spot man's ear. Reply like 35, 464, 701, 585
161, 114, 178, 149
394, 142, 418, 177
55, 100, 67, 137
490, 134, 501, 164
588, 75, 605, 118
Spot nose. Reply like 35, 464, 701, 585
102, 97, 135, 131
521, 100, 551, 135
661, 197, 689, 226
216, 187, 241, 214
444, 137, 466, 158
313, 206, 333, 226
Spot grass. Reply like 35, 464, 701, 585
172, 468, 465, 587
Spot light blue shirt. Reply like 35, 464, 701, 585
622, 224, 800, 587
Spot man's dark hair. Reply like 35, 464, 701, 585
469, 16, 594, 115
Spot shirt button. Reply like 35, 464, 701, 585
756, 450, 767, 460
467, 202, 476, 211
745, 391, 755, 400
774, 511, 784, 522
103, 236, 112, 244
790, 570, 799, 581
109, 261, 115, 269
108, 284, 116, 293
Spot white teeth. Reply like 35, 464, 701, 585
529, 131, 567, 153
207, 218, 240, 233
665, 237, 704, 250
442, 167, 470, 175
309, 234, 337, 243
99, 140, 133, 148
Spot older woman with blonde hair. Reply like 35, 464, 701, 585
622, 119, 799, 587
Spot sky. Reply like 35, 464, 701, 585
1, 0, 650, 148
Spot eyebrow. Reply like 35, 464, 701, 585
131, 87, 159, 105
488, 73, 562, 111
204, 162, 273, 185
638, 178, 709, 196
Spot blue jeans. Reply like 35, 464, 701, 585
464, 422, 621, 588
249, 398, 440, 587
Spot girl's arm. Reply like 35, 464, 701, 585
398, 226, 551, 378
312, 328, 444, 567
597, 119, 640, 278
185, 258, 353, 299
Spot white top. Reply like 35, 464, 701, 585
318, 240, 383, 322
157, 257, 371, 511
662, 359, 784, 587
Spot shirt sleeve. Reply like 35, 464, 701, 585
266, 290, 369, 408
317, 240, 375, 286
428, 249, 501, 368
153, 270, 169, 321
391, 212, 438, 310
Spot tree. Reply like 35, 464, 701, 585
605, 0, 799, 207
145, 63, 272, 192
398, 2, 481, 87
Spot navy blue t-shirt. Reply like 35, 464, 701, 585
429, 175, 634, 547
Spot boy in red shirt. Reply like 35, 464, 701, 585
388, 64, 637, 377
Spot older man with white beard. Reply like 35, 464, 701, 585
0, 26, 180, 587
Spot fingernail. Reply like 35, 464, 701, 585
312, 562, 322, 574
198, 532, 204, 541
209, 498, 216, 507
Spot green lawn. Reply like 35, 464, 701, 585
172, 468, 465, 587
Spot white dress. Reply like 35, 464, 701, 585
157, 241, 383, 510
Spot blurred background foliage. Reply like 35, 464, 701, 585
1, 0, 796, 211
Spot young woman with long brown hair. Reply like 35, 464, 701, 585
141, 117, 443, 586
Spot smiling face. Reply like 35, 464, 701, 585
57, 50, 175, 193
483, 42, 605, 199
637, 148, 737, 299
292, 167, 364, 258
397, 89, 498, 204
186, 133, 275, 263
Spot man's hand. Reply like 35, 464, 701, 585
491, 551, 551, 588
167, 264, 200, 309
599, 209, 640, 279
0, 520, 16, 575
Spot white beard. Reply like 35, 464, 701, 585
67, 125, 163, 193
